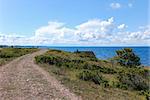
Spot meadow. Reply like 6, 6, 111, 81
0, 47, 38, 66
35, 49, 149, 100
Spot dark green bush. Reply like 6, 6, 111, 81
78, 70, 108, 85
118, 73, 149, 91
81, 63, 116, 74
35, 55, 63, 64
35, 55, 86, 69
35, 54, 117, 75
81, 63, 93, 70
113, 82, 128, 90
72, 59, 84, 63
116, 48, 141, 67
98, 66, 116, 74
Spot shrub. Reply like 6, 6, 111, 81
118, 73, 149, 91
78, 70, 108, 85
99, 67, 116, 74
71, 59, 84, 63
81, 64, 116, 74
116, 48, 141, 67
81, 63, 93, 70
114, 82, 128, 90
35, 55, 63, 64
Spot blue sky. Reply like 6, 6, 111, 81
0, 0, 149, 46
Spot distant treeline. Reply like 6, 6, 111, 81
0, 45, 38, 48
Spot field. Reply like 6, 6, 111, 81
0, 48, 38, 66
35, 49, 150, 100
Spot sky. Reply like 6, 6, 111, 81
0, 0, 149, 46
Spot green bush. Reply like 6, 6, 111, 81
116, 48, 141, 67
118, 73, 149, 91
35, 55, 64, 64
81, 63, 116, 74
78, 70, 108, 85
81, 62, 93, 70
113, 82, 128, 90
35, 54, 117, 75
71, 59, 84, 63
99, 66, 116, 74
35, 55, 85, 69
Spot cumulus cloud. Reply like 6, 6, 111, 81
35, 21, 65, 38
76, 17, 114, 41
0, 17, 150, 46
118, 24, 128, 30
110, 3, 121, 9
35, 21, 76, 41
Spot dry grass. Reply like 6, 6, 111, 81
38, 63, 146, 100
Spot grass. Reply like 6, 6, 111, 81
35, 49, 149, 100
0, 47, 38, 66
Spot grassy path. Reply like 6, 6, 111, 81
0, 49, 81, 100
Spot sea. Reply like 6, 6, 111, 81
37, 46, 150, 66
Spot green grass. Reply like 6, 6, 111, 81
0, 48, 38, 66
35, 49, 149, 100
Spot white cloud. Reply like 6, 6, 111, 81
35, 21, 76, 41
118, 24, 128, 30
35, 21, 64, 38
110, 3, 121, 9
0, 17, 150, 46
76, 17, 114, 41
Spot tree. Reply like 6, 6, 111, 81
116, 48, 141, 67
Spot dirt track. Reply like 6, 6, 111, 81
0, 49, 81, 100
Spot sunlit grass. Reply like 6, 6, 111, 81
35, 49, 149, 100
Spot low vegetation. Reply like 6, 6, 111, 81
35, 48, 150, 100
0, 47, 38, 65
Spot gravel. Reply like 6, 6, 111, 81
0, 49, 81, 100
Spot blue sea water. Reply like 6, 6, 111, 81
39, 46, 150, 66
